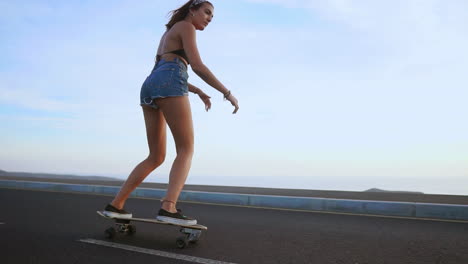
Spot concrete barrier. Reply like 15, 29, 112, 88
1, 179, 467, 221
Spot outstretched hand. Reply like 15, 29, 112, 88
226, 94, 239, 114
197, 90, 212, 111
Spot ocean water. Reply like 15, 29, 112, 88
4, 168, 465, 196
143, 174, 468, 196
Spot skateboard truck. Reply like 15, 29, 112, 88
104, 219, 136, 239
178, 228, 202, 248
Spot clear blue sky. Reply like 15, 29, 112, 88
1, 0, 467, 194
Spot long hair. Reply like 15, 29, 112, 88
165, 0, 213, 30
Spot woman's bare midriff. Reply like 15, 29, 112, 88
159, 54, 188, 66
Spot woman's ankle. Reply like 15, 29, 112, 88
110, 201, 124, 210
161, 199, 177, 213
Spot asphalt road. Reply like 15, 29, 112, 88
1, 188, 467, 264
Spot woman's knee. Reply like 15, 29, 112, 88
177, 142, 194, 156
146, 153, 166, 169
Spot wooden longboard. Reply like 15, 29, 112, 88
96, 211, 207, 230
97, 211, 207, 248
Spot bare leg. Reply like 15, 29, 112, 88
155, 96, 194, 213
110, 106, 167, 209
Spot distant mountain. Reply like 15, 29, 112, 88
364, 188, 424, 194
0, 169, 119, 181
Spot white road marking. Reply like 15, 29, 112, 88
78, 238, 237, 264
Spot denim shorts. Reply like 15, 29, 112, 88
140, 58, 189, 109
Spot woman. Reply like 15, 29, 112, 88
103, 0, 239, 226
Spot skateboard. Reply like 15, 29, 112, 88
96, 211, 207, 249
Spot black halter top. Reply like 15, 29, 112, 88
156, 49, 189, 64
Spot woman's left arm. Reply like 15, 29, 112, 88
189, 83, 211, 111
188, 83, 201, 94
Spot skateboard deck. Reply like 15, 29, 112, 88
97, 211, 207, 230
97, 211, 207, 248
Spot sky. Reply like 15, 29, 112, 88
1, 0, 467, 195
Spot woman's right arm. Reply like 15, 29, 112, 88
180, 22, 239, 113
180, 22, 229, 96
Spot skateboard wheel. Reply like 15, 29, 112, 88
127, 225, 136, 235
176, 237, 187, 249
188, 233, 201, 244
105, 227, 116, 239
